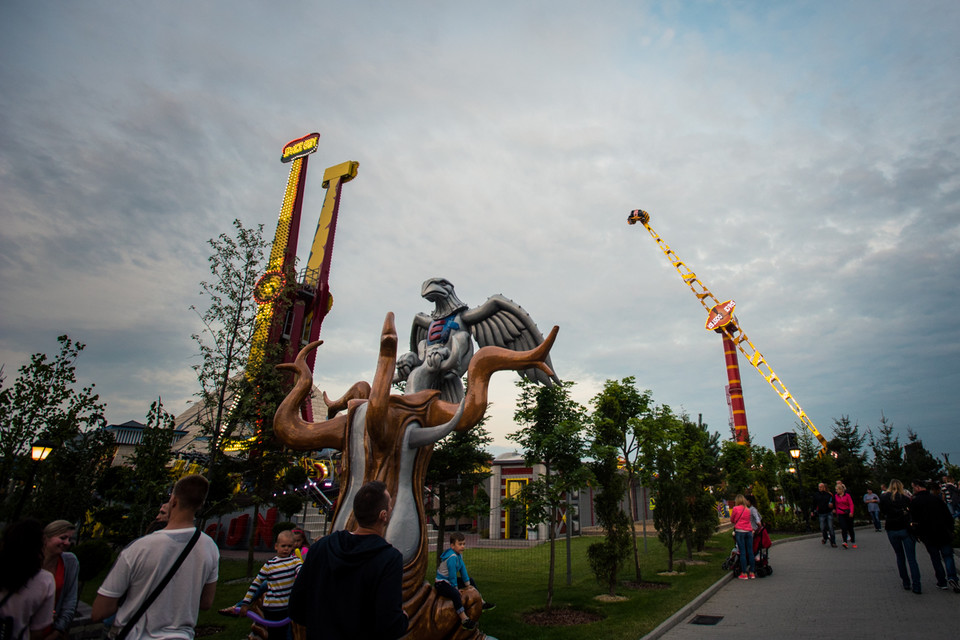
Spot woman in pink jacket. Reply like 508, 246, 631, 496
730, 494, 756, 579
835, 484, 856, 548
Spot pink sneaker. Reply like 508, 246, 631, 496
748, 572, 756, 579
738, 574, 749, 580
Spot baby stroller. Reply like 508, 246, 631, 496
721, 524, 773, 577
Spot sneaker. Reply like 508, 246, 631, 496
821, 539, 826, 545
748, 572, 756, 579
913, 588, 922, 595
842, 542, 847, 548
738, 574, 749, 580
831, 543, 838, 548
851, 544, 857, 548
481, 602, 496, 611
937, 583, 949, 590
948, 578, 960, 593
903, 583, 911, 590
462, 619, 477, 630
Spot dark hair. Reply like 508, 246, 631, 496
449, 531, 466, 545
0, 519, 44, 592
173, 474, 209, 513
353, 481, 389, 527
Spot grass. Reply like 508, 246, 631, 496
79, 530, 747, 639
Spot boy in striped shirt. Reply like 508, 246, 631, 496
239, 530, 302, 639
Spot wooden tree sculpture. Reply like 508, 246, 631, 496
274, 312, 558, 640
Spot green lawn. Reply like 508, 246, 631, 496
83, 530, 739, 639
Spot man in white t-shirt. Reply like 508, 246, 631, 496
92, 475, 219, 639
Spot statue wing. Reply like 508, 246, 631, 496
409, 312, 432, 352
461, 294, 560, 386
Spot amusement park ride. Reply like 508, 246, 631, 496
247, 133, 358, 421
627, 209, 830, 455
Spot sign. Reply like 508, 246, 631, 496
281, 132, 320, 163
706, 299, 736, 331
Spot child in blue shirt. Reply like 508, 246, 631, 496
434, 532, 494, 630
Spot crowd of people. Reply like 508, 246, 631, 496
803, 475, 959, 595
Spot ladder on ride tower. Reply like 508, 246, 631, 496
627, 209, 829, 455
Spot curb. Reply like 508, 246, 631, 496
638, 530, 826, 640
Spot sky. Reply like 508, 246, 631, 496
1, 1, 958, 463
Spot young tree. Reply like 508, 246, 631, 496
509, 378, 590, 610
587, 377, 652, 586
0, 336, 109, 520
190, 219, 270, 480
901, 429, 943, 482
426, 419, 493, 567
719, 439, 754, 496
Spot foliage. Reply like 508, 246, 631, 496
189, 218, 271, 477
637, 405, 718, 570
73, 538, 114, 586
509, 378, 591, 609
126, 400, 178, 537
586, 377, 652, 584
719, 440, 753, 496
427, 417, 493, 566
829, 415, 870, 507
0, 336, 108, 520
901, 429, 943, 482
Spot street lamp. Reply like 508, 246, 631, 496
789, 447, 804, 525
12, 438, 57, 520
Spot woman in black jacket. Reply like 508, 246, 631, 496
879, 479, 922, 594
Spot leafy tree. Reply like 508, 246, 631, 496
719, 440, 753, 496
0, 336, 109, 521
125, 400, 178, 537
426, 419, 493, 566
190, 219, 271, 480
586, 377, 652, 584
680, 417, 721, 557
509, 378, 590, 610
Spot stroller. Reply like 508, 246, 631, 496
721, 524, 773, 577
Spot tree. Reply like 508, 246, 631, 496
719, 440, 754, 496
509, 378, 590, 610
0, 336, 109, 521
587, 377, 652, 586
638, 406, 719, 571
828, 415, 870, 501
124, 400, 178, 537
901, 429, 942, 482
868, 412, 905, 487
190, 219, 271, 480
426, 418, 493, 567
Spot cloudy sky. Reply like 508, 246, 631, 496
2, 1, 958, 462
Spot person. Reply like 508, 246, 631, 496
435, 532, 495, 630
289, 480, 408, 639
880, 479, 922, 594
238, 530, 302, 640
941, 476, 960, 519
144, 502, 169, 535
910, 479, 960, 593
834, 484, 856, 548
0, 519, 55, 640
812, 483, 837, 547
290, 528, 311, 559
92, 474, 220, 637
745, 495, 762, 532
41, 520, 79, 639
730, 495, 755, 579
863, 488, 882, 532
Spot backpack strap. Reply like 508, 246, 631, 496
116, 528, 202, 640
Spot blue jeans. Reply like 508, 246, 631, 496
921, 541, 958, 585
868, 509, 881, 530
818, 513, 835, 544
887, 528, 921, 591
735, 530, 755, 575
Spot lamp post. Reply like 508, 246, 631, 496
12, 438, 56, 521
789, 447, 804, 526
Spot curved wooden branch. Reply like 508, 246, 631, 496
274, 340, 348, 450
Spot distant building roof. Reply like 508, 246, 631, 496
105, 420, 189, 446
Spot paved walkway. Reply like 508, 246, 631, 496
645, 527, 958, 640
